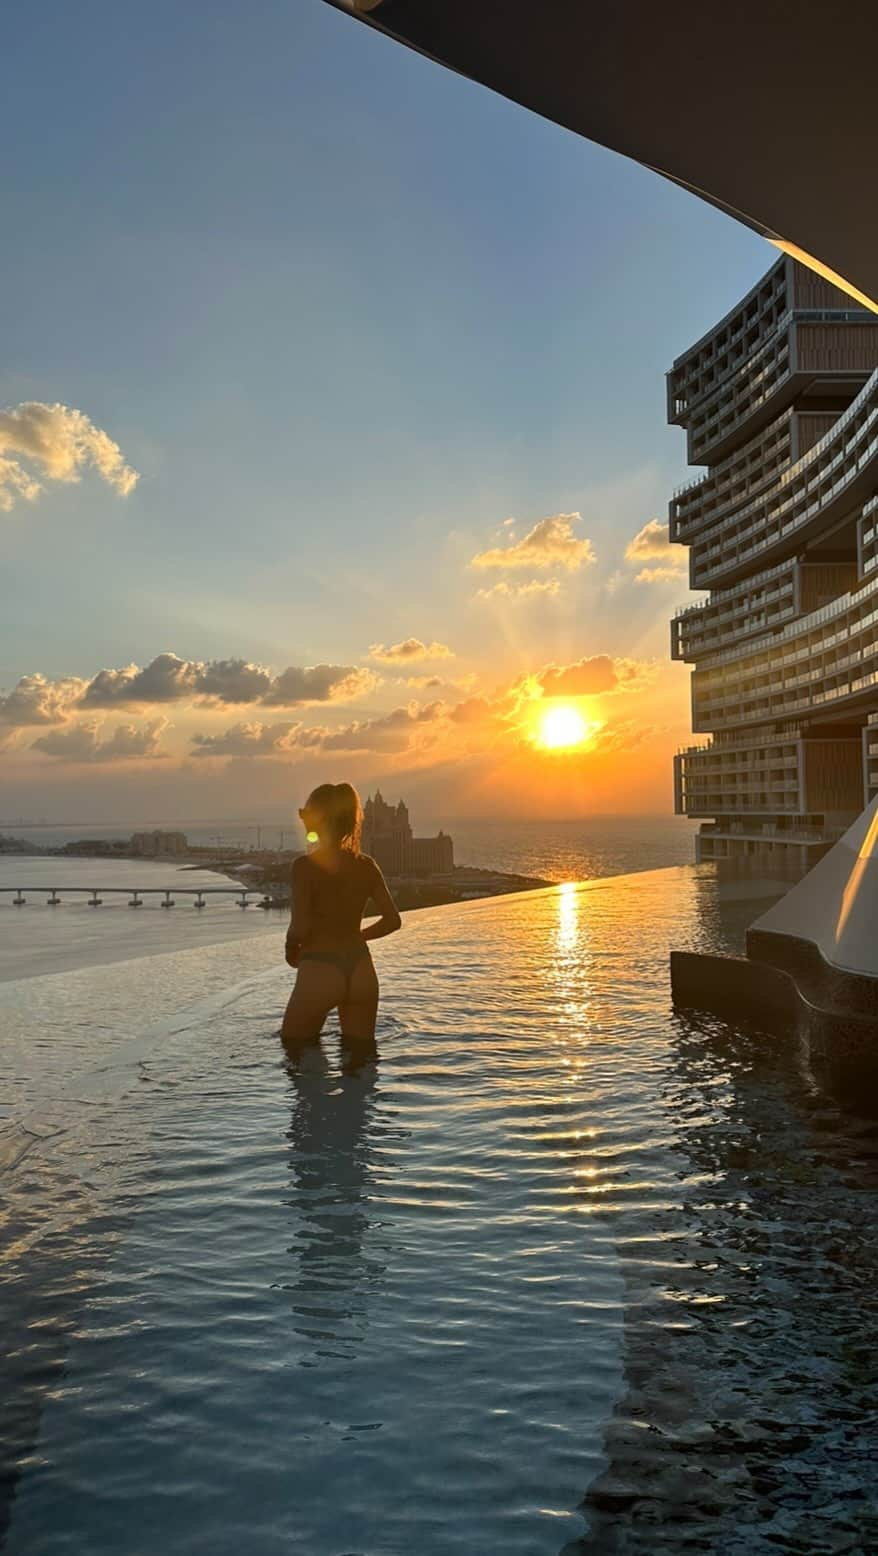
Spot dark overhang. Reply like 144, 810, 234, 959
324, 1, 878, 312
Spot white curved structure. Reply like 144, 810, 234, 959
751, 795, 878, 979
323, 1, 878, 313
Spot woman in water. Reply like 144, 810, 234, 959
282, 782, 401, 1047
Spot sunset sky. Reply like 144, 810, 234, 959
0, 0, 771, 825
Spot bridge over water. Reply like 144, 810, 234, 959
0, 885, 284, 909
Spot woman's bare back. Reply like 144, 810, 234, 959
300, 850, 379, 950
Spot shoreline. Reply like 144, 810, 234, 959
0, 841, 553, 913
210, 857, 553, 911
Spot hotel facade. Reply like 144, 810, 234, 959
362, 791, 454, 878
670, 255, 878, 869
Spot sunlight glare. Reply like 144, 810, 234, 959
535, 702, 600, 751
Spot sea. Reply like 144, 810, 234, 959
0, 817, 699, 985
2, 817, 877, 1554
3, 813, 701, 882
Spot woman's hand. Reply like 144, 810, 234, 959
285, 929, 301, 969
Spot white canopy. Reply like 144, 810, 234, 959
752, 798, 878, 978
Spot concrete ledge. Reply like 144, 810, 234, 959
670, 951, 796, 1032
670, 948, 878, 1103
747, 929, 878, 1018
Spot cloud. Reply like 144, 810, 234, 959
81, 653, 204, 706
624, 519, 687, 582
594, 719, 657, 754
633, 564, 688, 584
191, 702, 447, 760
191, 721, 303, 758
470, 513, 595, 572
401, 675, 477, 697
528, 654, 658, 699
79, 653, 377, 709
32, 719, 168, 763
625, 519, 673, 561
262, 664, 379, 705
368, 638, 454, 663
0, 402, 138, 513
448, 696, 495, 725
195, 658, 275, 703
319, 702, 445, 752
0, 673, 86, 726
533, 655, 620, 698
475, 579, 561, 601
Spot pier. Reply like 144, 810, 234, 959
0, 885, 282, 910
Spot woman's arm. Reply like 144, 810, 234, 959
285, 856, 313, 966
361, 860, 402, 941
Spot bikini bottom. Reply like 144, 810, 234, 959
298, 945, 369, 998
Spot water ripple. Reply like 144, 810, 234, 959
1, 868, 877, 1554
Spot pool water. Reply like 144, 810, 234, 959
2, 866, 877, 1554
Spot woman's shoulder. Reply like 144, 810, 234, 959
357, 851, 379, 876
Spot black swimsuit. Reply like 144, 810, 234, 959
295, 852, 377, 997
298, 944, 369, 996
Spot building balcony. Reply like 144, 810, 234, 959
670, 558, 799, 661
674, 737, 802, 818
667, 256, 789, 421
667, 255, 878, 454
678, 723, 864, 829
670, 409, 795, 541
685, 371, 878, 590
696, 822, 845, 862
672, 312, 877, 467
690, 570, 878, 732
860, 495, 878, 578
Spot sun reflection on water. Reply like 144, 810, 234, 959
556, 880, 580, 954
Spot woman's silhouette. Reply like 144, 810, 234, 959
282, 783, 401, 1048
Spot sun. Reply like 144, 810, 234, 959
534, 702, 599, 750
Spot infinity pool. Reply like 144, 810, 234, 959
2, 867, 876, 1554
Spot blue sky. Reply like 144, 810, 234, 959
0, 0, 771, 821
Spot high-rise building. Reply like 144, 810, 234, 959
129, 830, 188, 857
361, 791, 454, 877
670, 255, 878, 871
362, 792, 412, 875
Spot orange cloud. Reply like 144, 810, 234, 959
624, 518, 687, 583
634, 564, 689, 584
191, 702, 448, 761
525, 654, 657, 700
470, 513, 595, 572
475, 579, 561, 601
0, 673, 87, 726
368, 638, 454, 663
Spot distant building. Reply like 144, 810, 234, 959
361, 791, 453, 877
0, 834, 34, 855
130, 829, 188, 858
